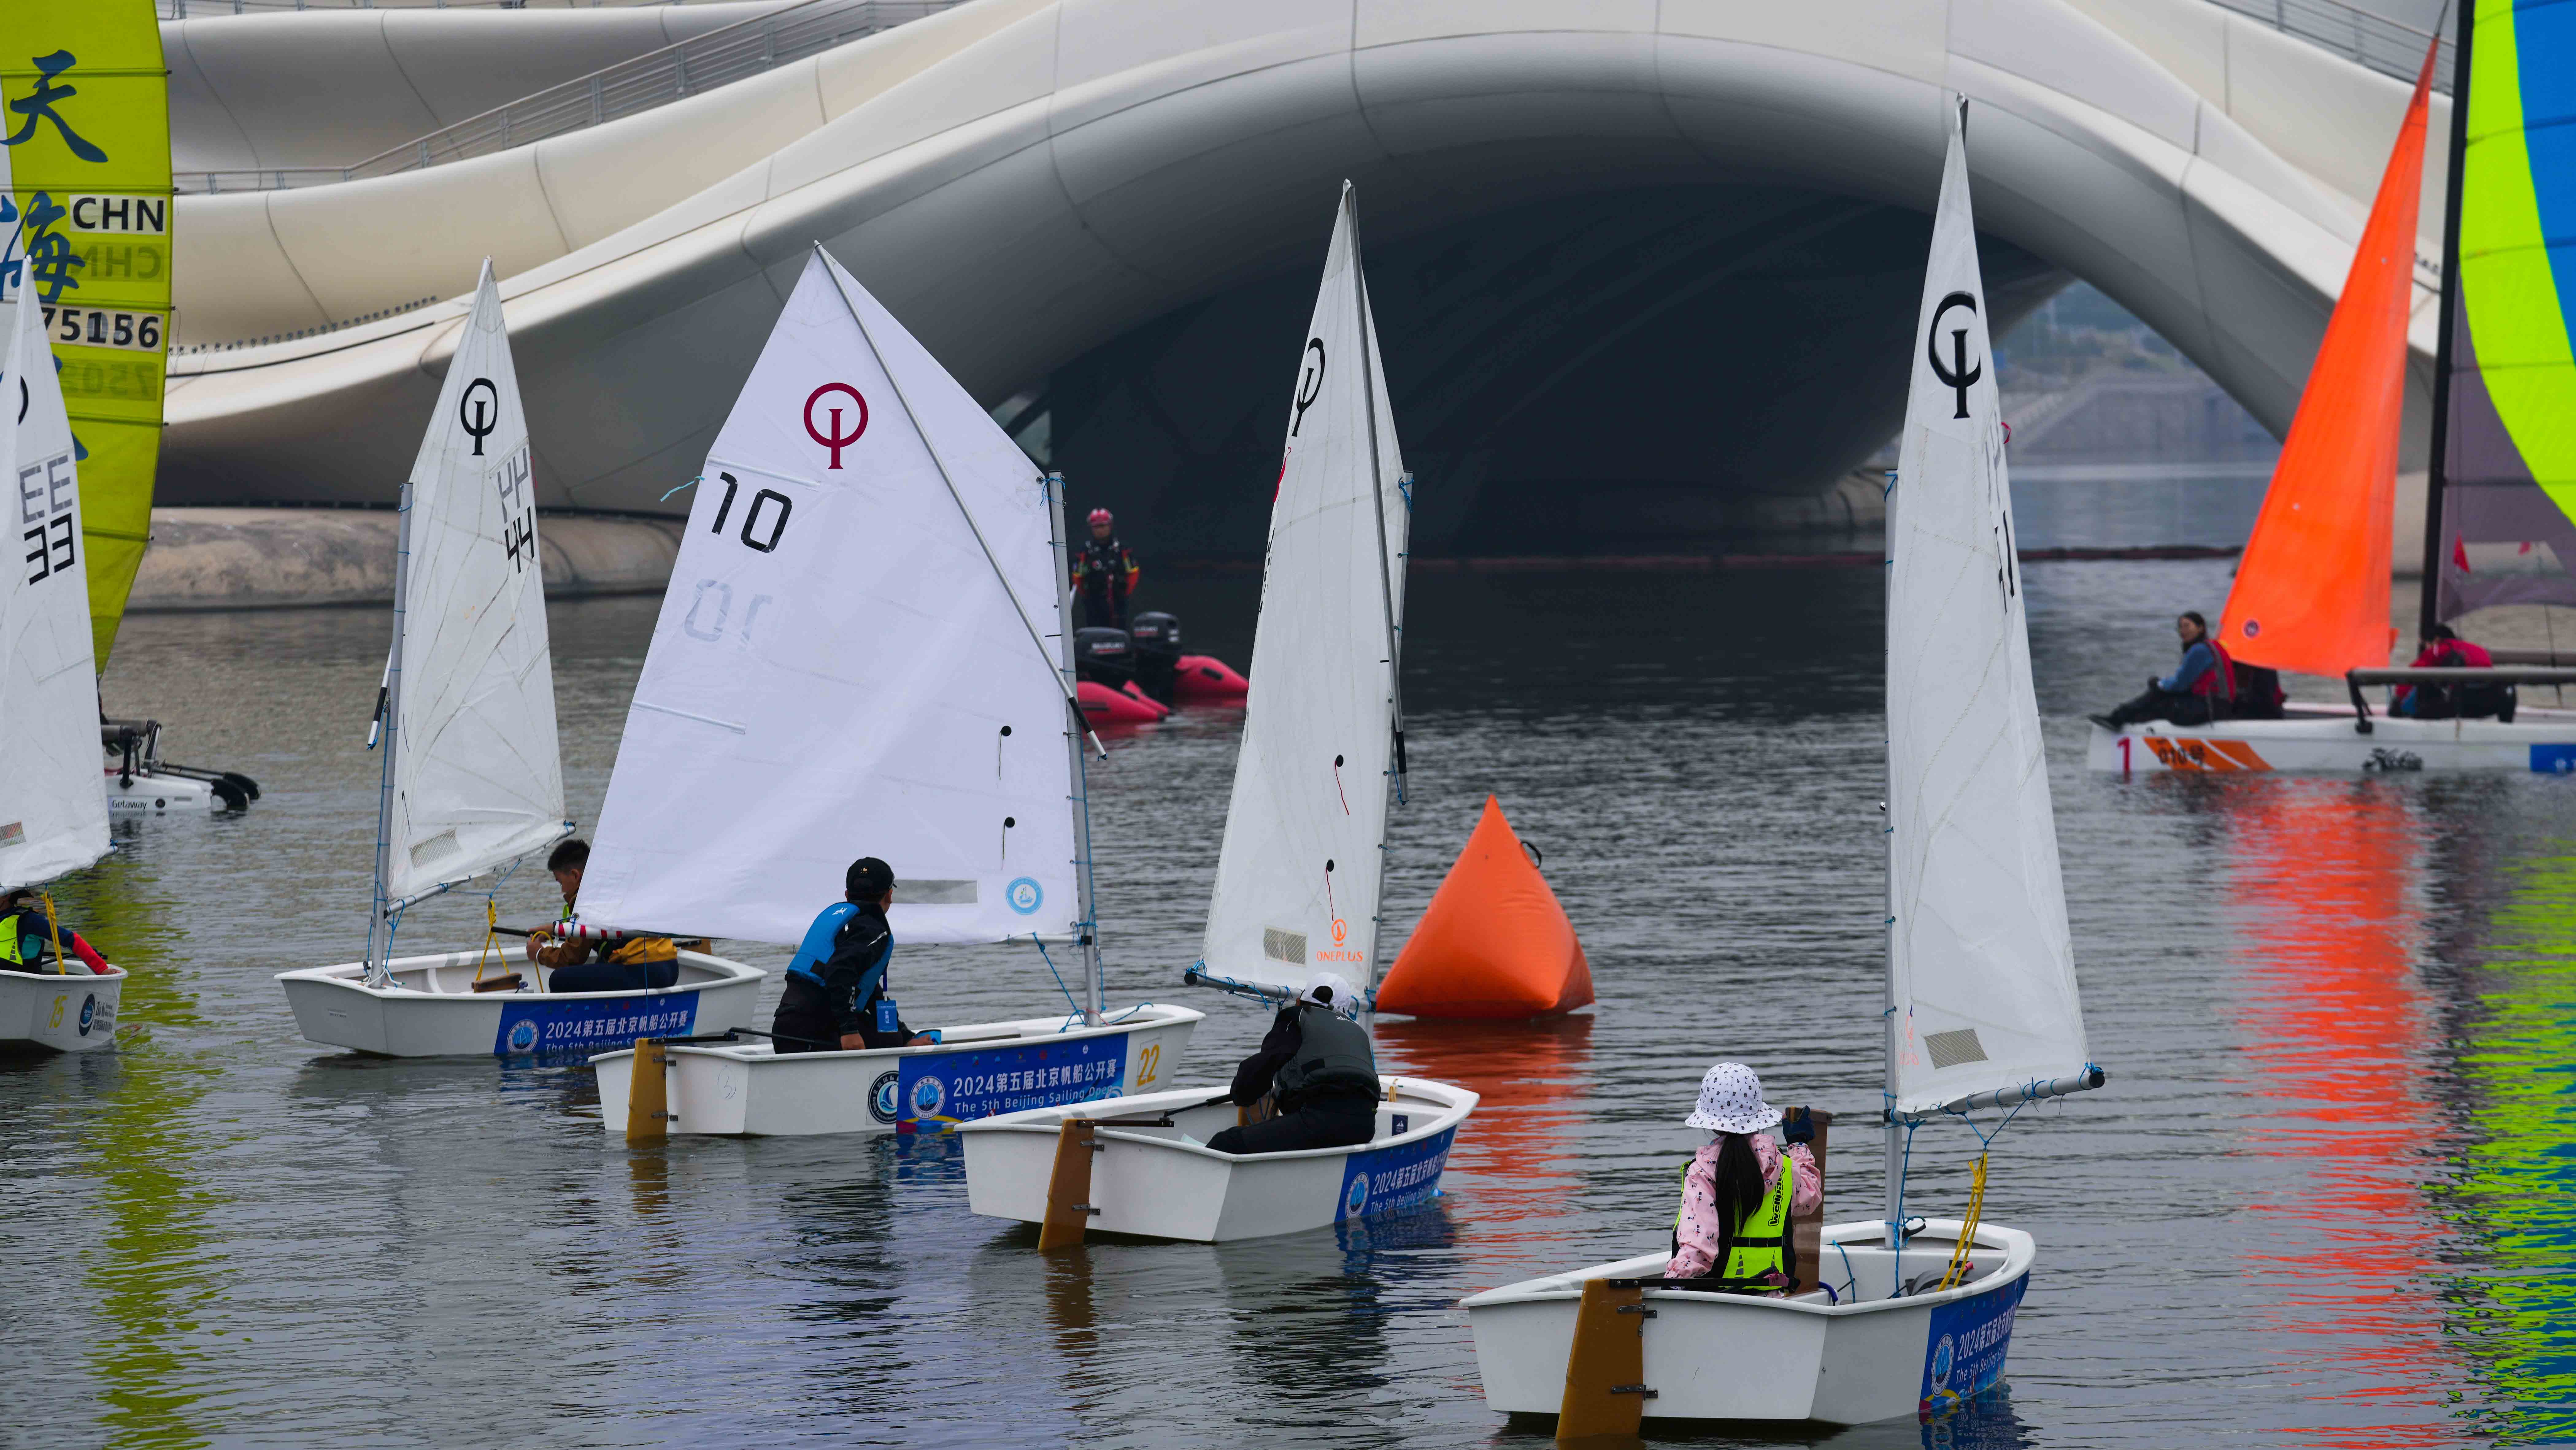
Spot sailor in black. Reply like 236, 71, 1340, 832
1206, 971, 1381, 1155
772, 856, 927, 1052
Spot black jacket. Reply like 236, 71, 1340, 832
1227, 1002, 1377, 1111
812, 904, 909, 1047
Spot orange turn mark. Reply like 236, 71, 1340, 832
2143, 736, 2273, 772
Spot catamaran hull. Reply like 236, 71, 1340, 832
275, 950, 764, 1058
1461, 1221, 2034, 1426
2089, 712, 2576, 773
0, 966, 124, 1052
588, 1004, 1204, 1137
959, 1077, 1477, 1242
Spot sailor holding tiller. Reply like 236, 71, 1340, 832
1207, 971, 1380, 1155
772, 857, 937, 1052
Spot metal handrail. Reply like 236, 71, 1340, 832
174, 0, 959, 193
2203, 0, 2455, 92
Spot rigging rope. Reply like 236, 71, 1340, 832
1936, 1152, 1990, 1292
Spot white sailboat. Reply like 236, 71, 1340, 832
277, 264, 764, 1057
1461, 106, 2105, 1429
958, 185, 1477, 1243
0, 232, 125, 1053
584, 246, 1199, 1138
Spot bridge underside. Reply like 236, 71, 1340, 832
1040, 185, 2062, 555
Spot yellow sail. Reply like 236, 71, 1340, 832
1, 1, 169, 666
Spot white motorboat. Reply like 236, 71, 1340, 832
1463, 102, 2108, 1432
2093, 21, 2576, 773
580, 247, 1196, 1139
279, 948, 761, 1059
1, 220, 124, 1054
273, 264, 747, 1058
960, 1076, 1475, 1242
1462, 1222, 2033, 1425
965, 187, 1473, 1240
592, 1004, 1203, 1137
103, 718, 259, 813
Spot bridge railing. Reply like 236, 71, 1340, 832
175, 0, 960, 193
2204, 0, 2455, 92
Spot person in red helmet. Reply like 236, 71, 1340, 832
1071, 506, 1140, 629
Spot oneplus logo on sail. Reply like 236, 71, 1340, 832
804, 383, 868, 467
1926, 292, 1981, 419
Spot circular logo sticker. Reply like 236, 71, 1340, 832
506, 1019, 539, 1054
1930, 1333, 1957, 1392
78, 994, 96, 1036
868, 1070, 902, 1125
911, 1074, 947, 1119
1344, 1172, 1370, 1217
1007, 877, 1043, 916
2242, 619, 2261, 639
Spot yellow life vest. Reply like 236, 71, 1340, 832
1674, 1150, 1796, 1283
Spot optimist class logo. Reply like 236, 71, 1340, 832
803, 383, 868, 468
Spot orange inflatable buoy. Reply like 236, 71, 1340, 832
1377, 796, 1592, 1020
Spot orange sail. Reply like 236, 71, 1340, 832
1377, 796, 1592, 1020
2219, 40, 2438, 675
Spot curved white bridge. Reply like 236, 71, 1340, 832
161, 0, 2446, 551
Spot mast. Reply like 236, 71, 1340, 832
1347, 186, 1409, 1001
2418, 0, 2473, 642
1882, 471, 1904, 1259
1048, 471, 1107, 1025
366, 476, 414, 985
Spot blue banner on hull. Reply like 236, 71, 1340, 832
494, 991, 700, 1058
2532, 744, 2576, 774
890, 1031, 1130, 1131
1335, 1126, 1455, 1223
1919, 1273, 2026, 1418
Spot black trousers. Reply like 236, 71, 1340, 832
771, 978, 908, 1053
1205, 1095, 1376, 1156
546, 958, 673, 993
2105, 689, 2214, 727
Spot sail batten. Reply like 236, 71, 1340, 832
1884, 110, 2089, 1119
1200, 184, 1410, 997
578, 249, 1078, 948
378, 263, 568, 909
0, 165, 110, 893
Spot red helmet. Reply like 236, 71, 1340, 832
1087, 508, 1113, 527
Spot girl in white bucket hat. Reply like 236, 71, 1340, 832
1667, 1062, 1821, 1289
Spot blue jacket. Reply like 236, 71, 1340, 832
2158, 641, 2218, 694
786, 900, 902, 1040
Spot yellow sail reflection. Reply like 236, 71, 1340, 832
2446, 845, 2576, 1443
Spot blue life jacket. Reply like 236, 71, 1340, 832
787, 902, 856, 988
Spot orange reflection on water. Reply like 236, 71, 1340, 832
1374, 1014, 1592, 1245
2219, 779, 2456, 1445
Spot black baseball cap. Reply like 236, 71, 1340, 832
847, 857, 895, 898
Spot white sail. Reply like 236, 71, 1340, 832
380, 262, 567, 907
0, 240, 110, 893
1199, 184, 1411, 996
577, 248, 1079, 947
1885, 111, 2089, 1117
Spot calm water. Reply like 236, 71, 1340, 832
7, 547, 2574, 1448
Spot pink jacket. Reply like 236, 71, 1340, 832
1666, 1135, 1822, 1280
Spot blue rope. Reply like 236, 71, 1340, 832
1833, 1239, 1861, 1303
1031, 936, 1083, 1019
659, 475, 701, 502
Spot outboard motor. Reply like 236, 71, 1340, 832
1074, 627, 1136, 689
1128, 611, 1182, 705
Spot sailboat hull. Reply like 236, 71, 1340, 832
589, 1004, 1204, 1137
958, 1076, 1476, 1242
1461, 1220, 2032, 1426
275, 949, 764, 1058
2088, 711, 2576, 773
0, 965, 125, 1052
105, 769, 222, 814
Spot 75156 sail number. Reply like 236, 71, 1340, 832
39, 306, 164, 355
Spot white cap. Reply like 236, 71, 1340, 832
1300, 971, 1360, 1017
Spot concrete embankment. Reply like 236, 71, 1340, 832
127, 508, 683, 612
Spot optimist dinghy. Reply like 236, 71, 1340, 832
0, 259, 125, 1052
961, 184, 1474, 1242
1462, 104, 2107, 1432
583, 247, 1200, 1139
2094, 35, 2576, 773
276, 264, 763, 1057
